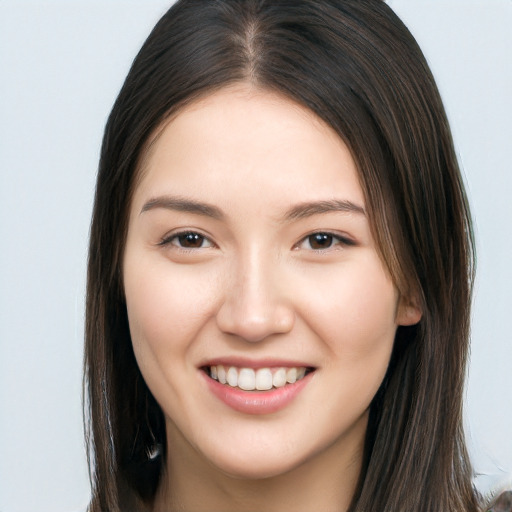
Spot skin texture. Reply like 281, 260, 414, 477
123, 85, 421, 512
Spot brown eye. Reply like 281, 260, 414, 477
164, 231, 213, 249
177, 232, 206, 248
308, 233, 334, 249
295, 232, 355, 251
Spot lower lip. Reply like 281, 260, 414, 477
201, 371, 313, 415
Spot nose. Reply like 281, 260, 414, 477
215, 250, 295, 343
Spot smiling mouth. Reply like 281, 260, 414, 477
203, 365, 314, 392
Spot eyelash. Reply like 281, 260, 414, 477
294, 232, 355, 251
158, 230, 214, 250
159, 230, 355, 252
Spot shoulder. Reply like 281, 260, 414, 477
487, 490, 512, 512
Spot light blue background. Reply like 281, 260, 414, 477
1, 1, 510, 510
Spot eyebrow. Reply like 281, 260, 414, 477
283, 199, 366, 221
140, 196, 224, 220
140, 195, 365, 221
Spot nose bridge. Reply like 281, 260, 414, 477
216, 244, 294, 342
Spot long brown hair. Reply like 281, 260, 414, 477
85, 1, 479, 510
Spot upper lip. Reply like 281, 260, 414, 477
199, 357, 315, 369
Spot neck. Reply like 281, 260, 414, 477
152, 418, 366, 512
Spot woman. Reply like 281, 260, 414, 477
84, 0, 481, 510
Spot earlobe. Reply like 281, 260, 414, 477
396, 299, 422, 326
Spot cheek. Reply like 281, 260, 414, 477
123, 255, 223, 370
299, 255, 398, 360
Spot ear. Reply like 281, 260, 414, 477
396, 296, 422, 326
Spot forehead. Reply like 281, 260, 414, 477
132, 85, 366, 215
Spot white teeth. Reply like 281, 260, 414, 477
238, 368, 255, 390
272, 368, 287, 388
217, 365, 227, 384
286, 367, 297, 384
208, 365, 310, 391
255, 368, 273, 390
227, 367, 238, 387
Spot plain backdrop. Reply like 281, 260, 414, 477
0, 1, 510, 511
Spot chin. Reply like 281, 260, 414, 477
205, 442, 314, 481
216, 458, 302, 481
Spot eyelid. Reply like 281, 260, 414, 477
294, 231, 356, 251
158, 229, 216, 249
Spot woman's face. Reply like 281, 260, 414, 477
123, 85, 420, 480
